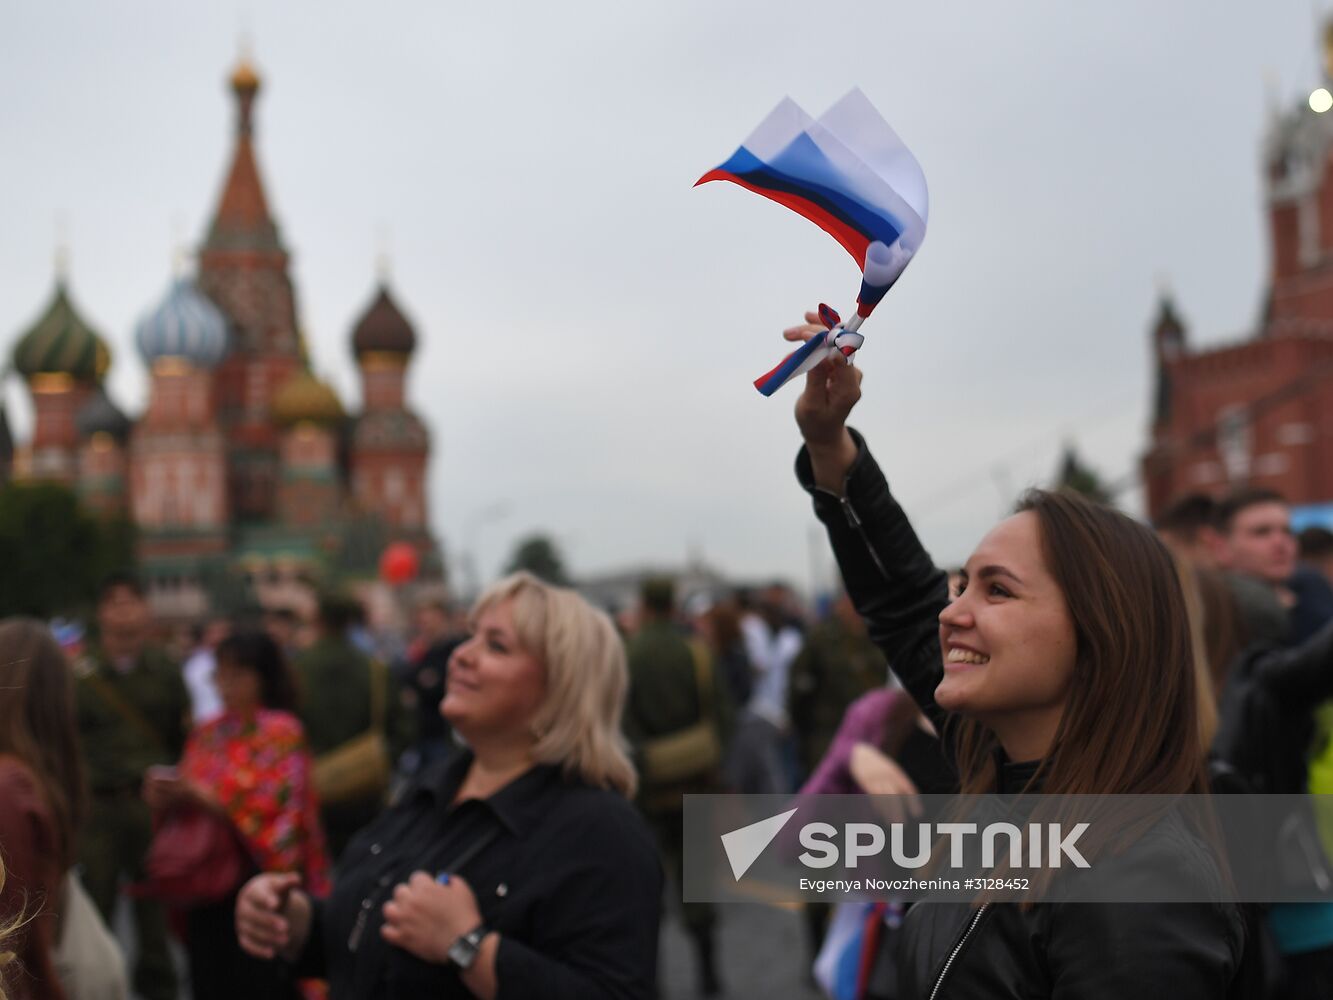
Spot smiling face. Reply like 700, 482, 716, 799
441, 597, 547, 746
936, 511, 1077, 759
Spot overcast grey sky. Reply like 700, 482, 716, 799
0, 2, 1324, 594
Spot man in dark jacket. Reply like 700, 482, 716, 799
1209, 489, 1333, 995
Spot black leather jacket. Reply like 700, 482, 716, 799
797, 429, 1245, 999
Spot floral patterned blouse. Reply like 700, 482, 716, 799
181, 709, 331, 897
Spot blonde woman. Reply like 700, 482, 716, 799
236, 572, 663, 999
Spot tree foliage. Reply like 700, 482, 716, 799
0, 482, 137, 618
1055, 444, 1112, 505
504, 533, 570, 586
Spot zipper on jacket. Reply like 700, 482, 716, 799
838, 495, 892, 582
927, 904, 989, 1000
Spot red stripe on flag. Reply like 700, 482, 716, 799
696, 170, 870, 268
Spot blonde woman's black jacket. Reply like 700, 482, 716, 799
796, 429, 1245, 999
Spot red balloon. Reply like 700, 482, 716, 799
379, 542, 419, 585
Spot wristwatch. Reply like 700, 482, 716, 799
447, 921, 489, 970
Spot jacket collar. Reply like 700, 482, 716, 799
994, 750, 1043, 794
418, 750, 567, 836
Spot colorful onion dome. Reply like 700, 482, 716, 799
12, 281, 111, 383
135, 278, 229, 369
272, 370, 345, 427
76, 388, 131, 443
351, 285, 417, 358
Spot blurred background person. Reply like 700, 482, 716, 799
690, 594, 753, 718
729, 583, 804, 794
261, 607, 302, 660
1155, 495, 1247, 700
74, 573, 187, 1000
182, 617, 230, 727
294, 592, 401, 861
1299, 526, 1333, 591
0, 618, 127, 1000
782, 589, 898, 973
1210, 489, 1333, 995
1156, 492, 1223, 570
799, 676, 957, 992
394, 587, 467, 775
624, 577, 732, 997
1212, 489, 1306, 645
143, 630, 329, 1000
235, 572, 662, 998
787, 590, 888, 787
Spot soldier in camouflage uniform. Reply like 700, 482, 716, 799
294, 593, 407, 861
787, 591, 889, 782
75, 573, 189, 1000
624, 578, 732, 997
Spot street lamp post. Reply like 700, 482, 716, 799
459, 501, 511, 603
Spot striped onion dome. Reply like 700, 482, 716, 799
272, 370, 345, 427
76, 388, 131, 443
135, 278, 229, 369
12, 281, 111, 383
351, 284, 417, 358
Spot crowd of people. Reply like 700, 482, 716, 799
3, 317, 1333, 999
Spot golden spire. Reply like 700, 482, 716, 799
231, 33, 260, 94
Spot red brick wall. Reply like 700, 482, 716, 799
1144, 335, 1333, 517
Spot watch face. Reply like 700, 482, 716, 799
448, 937, 477, 969
449, 927, 485, 969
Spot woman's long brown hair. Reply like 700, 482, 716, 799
949, 489, 1210, 798
0, 618, 88, 869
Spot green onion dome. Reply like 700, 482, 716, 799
12, 281, 111, 383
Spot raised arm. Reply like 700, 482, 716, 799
790, 331, 950, 736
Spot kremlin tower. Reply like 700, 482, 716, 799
1142, 20, 1333, 522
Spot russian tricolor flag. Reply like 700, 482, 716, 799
697, 89, 929, 395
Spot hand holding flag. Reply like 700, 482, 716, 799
697, 89, 928, 396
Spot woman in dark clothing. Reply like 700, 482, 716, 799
785, 314, 1244, 998
235, 572, 662, 1000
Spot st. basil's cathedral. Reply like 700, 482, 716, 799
3, 56, 439, 620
